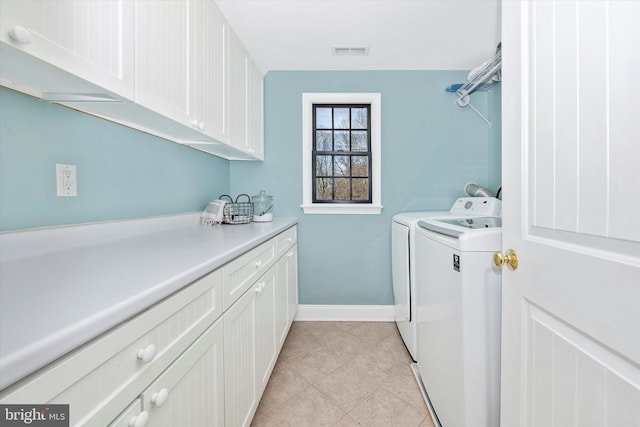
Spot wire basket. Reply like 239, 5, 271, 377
219, 194, 253, 224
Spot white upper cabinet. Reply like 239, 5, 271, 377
190, 0, 228, 143
0, 0, 263, 160
0, 0, 135, 100
228, 28, 264, 160
228, 29, 248, 152
135, 0, 228, 143
247, 57, 265, 160
135, 1, 192, 129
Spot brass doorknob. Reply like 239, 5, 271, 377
493, 249, 518, 270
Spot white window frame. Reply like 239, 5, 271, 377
301, 92, 382, 214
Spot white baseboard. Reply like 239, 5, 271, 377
294, 305, 395, 322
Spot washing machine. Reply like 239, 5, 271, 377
392, 197, 501, 362
414, 213, 502, 427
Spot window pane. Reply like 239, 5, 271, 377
335, 178, 350, 200
352, 178, 369, 200
333, 156, 350, 176
351, 131, 368, 151
352, 156, 368, 177
316, 155, 332, 176
316, 108, 332, 128
316, 131, 332, 151
334, 131, 350, 151
351, 108, 367, 129
316, 178, 333, 200
334, 108, 350, 129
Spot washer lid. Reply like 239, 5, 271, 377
418, 217, 502, 239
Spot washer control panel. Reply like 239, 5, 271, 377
449, 197, 502, 217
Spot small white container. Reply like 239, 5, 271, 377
252, 190, 274, 222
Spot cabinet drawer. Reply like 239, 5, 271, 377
0, 270, 223, 426
275, 226, 297, 259
222, 239, 276, 310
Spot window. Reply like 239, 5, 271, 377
301, 93, 382, 214
313, 105, 371, 203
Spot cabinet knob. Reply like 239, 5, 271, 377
287, 251, 295, 258
9, 25, 32, 44
198, 122, 205, 131
254, 260, 262, 269
151, 388, 169, 407
254, 282, 264, 294
136, 344, 157, 364
128, 411, 149, 427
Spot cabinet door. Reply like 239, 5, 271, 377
108, 399, 146, 427
228, 28, 249, 153
135, 0, 191, 126
275, 244, 298, 351
228, 28, 264, 159
224, 284, 258, 427
286, 246, 299, 324
255, 267, 277, 395
190, 0, 228, 142
275, 257, 290, 350
0, 0, 134, 99
142, 319, 225, 427
247, 58, 264, 159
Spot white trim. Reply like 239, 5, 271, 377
299, 204, 383, 215
294, 304, 394, 322
301, 92, 382, 215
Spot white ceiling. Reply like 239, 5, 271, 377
215, 0, 501, 74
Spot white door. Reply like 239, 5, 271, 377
501, 2, 640, 426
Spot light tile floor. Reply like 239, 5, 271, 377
251, 321, 436, 427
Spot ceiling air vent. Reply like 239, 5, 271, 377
332, 46, 369, 56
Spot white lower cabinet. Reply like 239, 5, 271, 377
224, 242, 297, 427
0, 226, 297, 427
275, 245, 298, 350
142, 319, 224, 427
223, 281, 258, 427
108, 399, 145, 427
254, 266, 277, 394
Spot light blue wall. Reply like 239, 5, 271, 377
0, 87, 230, 231
231, 70, 501, 305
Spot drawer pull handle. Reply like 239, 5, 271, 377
287, 251, 295, 258
128, 411, 149, 427
254, 260, 262, 269
151, 388, 169, 407
254, 282, 265, 294
136, 344, 156, 364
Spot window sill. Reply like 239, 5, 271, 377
300, 204, 383, 215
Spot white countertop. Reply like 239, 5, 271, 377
0, 213, 297, 390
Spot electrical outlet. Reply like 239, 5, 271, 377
56, 164, 77, 197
